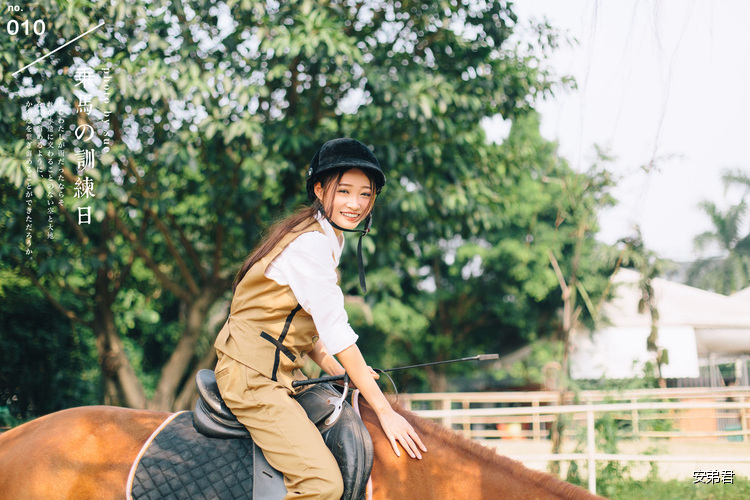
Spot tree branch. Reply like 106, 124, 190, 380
213, 222, 225, 280
142, 204, 201, 295
547, 249, 568, 296
23, 270, 93, 329
108, 202, 192, 302
111, 218, 147, 294
117, 157, 201, 295
166, 211, 207, 281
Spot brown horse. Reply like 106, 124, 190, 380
0, 398, 604, 500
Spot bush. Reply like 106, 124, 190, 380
0, 271, 99, 422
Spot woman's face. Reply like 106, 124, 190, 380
315, 168, 374, 232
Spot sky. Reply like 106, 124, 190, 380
488, 0, 750, 263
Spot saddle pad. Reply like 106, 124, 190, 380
127, 411, 255, 499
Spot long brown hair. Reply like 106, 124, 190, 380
232, 168, 377, 292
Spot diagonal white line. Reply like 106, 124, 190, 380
13, 21, 105, 77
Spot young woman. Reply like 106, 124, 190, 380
213, 138, 426, 499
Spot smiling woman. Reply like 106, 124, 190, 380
211, 138, 426, 499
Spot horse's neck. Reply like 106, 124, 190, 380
360, 397, 600, 500
419, 432, 591, 499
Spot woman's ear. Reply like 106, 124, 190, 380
314, 181, 324, 202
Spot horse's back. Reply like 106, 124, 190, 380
0, 406, 169, 500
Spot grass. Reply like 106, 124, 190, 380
592, 476, 750, 500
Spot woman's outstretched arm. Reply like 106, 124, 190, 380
336, 344, 427, 460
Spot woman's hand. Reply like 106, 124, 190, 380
335, 345, 426, 459
376, 408, 427, 460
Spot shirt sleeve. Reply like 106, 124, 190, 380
265, 231, 358, 355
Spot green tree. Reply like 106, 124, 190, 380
687, 200, 750, 294
541, 147, 617, 475
351, 113, 617, 393
1, 1, 569, 409
722, 168, 750, 198
613, 227, 673, 386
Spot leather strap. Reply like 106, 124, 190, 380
327, 214, 372, 292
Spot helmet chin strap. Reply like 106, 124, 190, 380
326, 213, 372, 293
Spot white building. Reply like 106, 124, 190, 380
570, 268, 750, 386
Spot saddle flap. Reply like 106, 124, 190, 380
321, 402, 374, 500
294, 383, 337, 426
193, 398, 250, 439
196, 368, 238, 422
252, 442, 287, 499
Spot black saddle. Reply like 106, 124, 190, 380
193, 369, 373, 500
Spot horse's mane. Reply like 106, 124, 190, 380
379, 395, 597, 500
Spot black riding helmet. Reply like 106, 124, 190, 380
306, 138, 386, 202
306, 138, 386, 293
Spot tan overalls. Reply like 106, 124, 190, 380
214, 218, 343, 500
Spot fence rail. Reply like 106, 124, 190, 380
397, 387, 750, 495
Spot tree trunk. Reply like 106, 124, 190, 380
548, 313, 571, 476
173, 348, 218, 411
93, 297, 146, 409
548, 337, 570, 476
547, 227, 583, 477
147, 288, 219, 411
425, 366, 448, 393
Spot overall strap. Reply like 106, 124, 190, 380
259, 304, 303, 382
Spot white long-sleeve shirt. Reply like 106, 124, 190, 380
265, 215, 359, 354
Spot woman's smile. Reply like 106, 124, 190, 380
340, 211, 360, 221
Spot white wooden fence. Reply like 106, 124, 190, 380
397, 387, 750, 495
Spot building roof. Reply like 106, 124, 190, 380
601, 268, 750, 329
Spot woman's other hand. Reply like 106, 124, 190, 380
376, 409, 427, 460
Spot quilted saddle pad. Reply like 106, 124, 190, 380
127, 411, 265, 499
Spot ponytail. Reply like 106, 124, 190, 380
232, 203, 320, 292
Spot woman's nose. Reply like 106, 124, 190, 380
346, 195, 361, 208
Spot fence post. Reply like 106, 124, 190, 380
742, 394, 748, 440
587, 408, 597, 495
533, 399, 541, 441
441, 396, 452, 430
462, 400, 470, 438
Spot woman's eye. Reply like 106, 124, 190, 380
362, 192, 372, 197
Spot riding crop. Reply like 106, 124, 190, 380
291, 353, 499, 388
